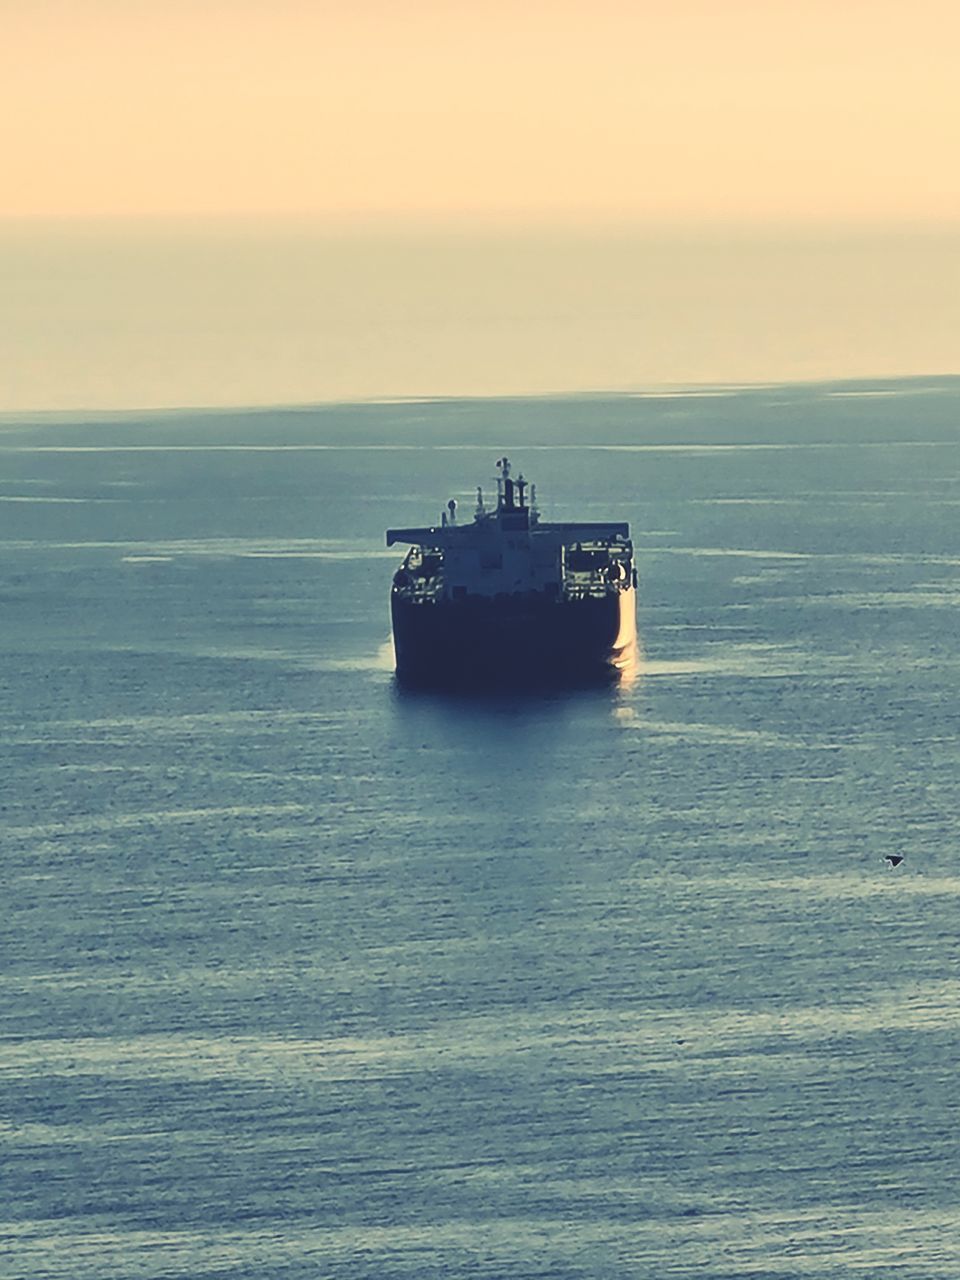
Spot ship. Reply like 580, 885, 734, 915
387, 458, 637, 688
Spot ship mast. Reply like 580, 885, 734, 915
497, 456, 526, 511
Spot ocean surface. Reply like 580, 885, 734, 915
3, 379, 960, 1278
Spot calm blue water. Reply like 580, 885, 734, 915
3, 380, 960, 1278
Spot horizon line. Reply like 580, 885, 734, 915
2, 212, 960, 238
2, 373, 958, 426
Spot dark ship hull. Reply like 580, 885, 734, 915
392, 585, 637, 689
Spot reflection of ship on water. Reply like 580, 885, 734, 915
387, 458, 637, 688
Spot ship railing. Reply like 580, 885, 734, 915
562, 541, 632, 596
394, 546, 445, 602
394, 576, 444, 603
563, 579, 618, 600
562, 562, 633, 599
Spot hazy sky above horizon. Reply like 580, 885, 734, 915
2, 2, 958, 410
3, 0, 958, 225
2, 224, 957, 411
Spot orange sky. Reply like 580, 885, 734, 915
2, 0, 958, 223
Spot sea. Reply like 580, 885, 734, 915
3, 379, 960, 1278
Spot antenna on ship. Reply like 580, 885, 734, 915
447, 498, 457, 525
475, 486, 485, 519
530, 483, 538, 521
496, 457, 517, 509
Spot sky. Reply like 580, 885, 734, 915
3, 0, 958, 226
1, 2, 957, 410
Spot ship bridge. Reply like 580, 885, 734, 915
387, 457, 633, 601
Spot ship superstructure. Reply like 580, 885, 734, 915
387, 458, 637, 687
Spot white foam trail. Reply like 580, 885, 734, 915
5, 980, 958, 1082
16, 709, 354, 733
613, 713, 826, 749
650, 546, 813, 560
0, 537, 396, 559
2, 804, 311, 841
0, 494, 126, 503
